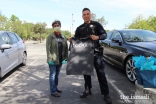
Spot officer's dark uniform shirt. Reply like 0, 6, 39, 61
74, 20, 107, 51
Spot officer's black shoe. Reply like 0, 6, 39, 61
80, 90, 92, 98
104, 95, 112, 104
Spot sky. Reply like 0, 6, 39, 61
0, 0, 156, 33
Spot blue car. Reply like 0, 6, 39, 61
100, 29, 156, 82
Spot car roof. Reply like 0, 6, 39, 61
0, 30, 14, 35
113, 29, 148, 32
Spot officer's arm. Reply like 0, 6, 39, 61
97, 23, 107, 40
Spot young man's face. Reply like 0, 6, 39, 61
53, 23, 60, 28
82, 10, 92, 23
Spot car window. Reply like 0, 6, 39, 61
111, 31, 121, 41
121, 30, 156, 42
0, 33, 11, 46
9, 33, 19, 44
106, 32, 112, 40
15, 33, 22, 40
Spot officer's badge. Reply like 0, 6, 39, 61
90, 24, 93, 28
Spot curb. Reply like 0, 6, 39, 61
135, 81, 156, 104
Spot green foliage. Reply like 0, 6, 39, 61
61, 30, 71, 39
91, 13, 108, 27
32, 34, 40, 41
45, 28, 53, 35
105, 30, 110, 32
0, 15, 8, 30
33, 22, 47, 34
41, 33, 48, 40
33, 22, 47, 43
0, 12, 109, 41
127, 14, 156, 32
10, 15, 19, 22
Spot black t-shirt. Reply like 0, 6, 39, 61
55, 34, 63, 61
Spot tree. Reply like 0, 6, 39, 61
34, 22, 47, 43
9, 15, 22, 33
10, 14, 20, 22
61, 30, 71, 39
22, 21, 34, 40
0, 15, 8, 30
127, 15, 156, 32
91, 13, 108, 27
0, 10, 1, 16
147, 16, 156, 32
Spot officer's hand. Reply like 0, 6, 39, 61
48, 61, 54, 65
68, 37, 72, 42
90, 35, 99, 40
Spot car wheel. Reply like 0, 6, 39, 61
21, 52, 27, 66
125, 57, 136, 82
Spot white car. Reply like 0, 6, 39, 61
0, 31, 27, 78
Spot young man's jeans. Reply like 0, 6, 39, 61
49, 64, 62, 94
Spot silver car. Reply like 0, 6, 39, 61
0, 31, 27, 78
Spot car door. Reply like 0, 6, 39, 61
100, 31, 112, 59
8, 32, 19, 67
0, 32, 17, 77
14, 33, 23, 64
107, 31, 125, 66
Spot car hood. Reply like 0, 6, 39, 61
128, 42, 156, 50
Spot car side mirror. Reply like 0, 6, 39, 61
0, 44, 11, 50
112, 38, 119, 43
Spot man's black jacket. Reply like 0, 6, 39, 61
74, 20, 107, 51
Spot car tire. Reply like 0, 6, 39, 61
21, 52, 27, 66
125, 57, 136, 82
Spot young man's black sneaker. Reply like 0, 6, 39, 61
56, 89, 62, 93
80, 90, 92, 98
51, 93, 60, 97
104, 95, 112, 104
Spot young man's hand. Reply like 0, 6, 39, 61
90, 35, 99, 40
48, 62, 54, 65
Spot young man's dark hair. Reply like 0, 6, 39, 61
82, 8, 90, 12
52, 20, 61, 27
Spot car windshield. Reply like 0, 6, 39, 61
122, 30, 156, 42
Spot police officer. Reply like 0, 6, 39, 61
69, 8, 112, 104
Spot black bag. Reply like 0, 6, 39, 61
66, 38, 94, 75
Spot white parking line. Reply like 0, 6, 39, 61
0, 59, 38, 87
107, 76, 133, 103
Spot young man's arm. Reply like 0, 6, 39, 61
46, 35, 53, 62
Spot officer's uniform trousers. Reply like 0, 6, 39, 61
83, 53, 109, 96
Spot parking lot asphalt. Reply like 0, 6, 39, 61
0, 41, 134, 104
